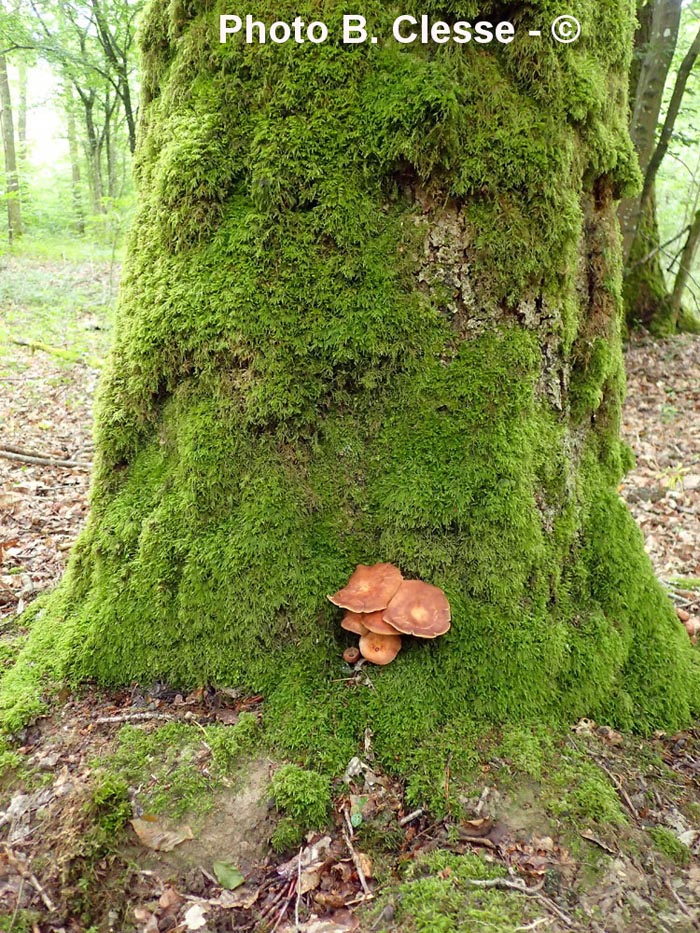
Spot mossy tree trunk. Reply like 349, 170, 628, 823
623, 185, 675, 333
4, 1, 699, 793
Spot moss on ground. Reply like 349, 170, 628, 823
269, 764, 333, 851
1, 0, 699, 809
94, 712, 259, 818
369, 850, 538, 933
648, 825, 691, 867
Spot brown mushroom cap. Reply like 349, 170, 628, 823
382, 580, 451, 638
340, 611, 369, 636
328, 563, 404, 613
359, 631, 402, 665
343, 646, 361, 665
361, 610, 401, 635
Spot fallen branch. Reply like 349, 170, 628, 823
0, 447, 91, 469
342, 827, 372, 897
8, 338, 102, 368
664, 876, 700, 930
94, 712, 176, 725
462, 877, 544, 895
1, 844, 56, 912
399, 808, 424, 826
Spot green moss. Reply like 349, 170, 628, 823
648, 826, 691, 867
498, 726, 555, 781
544, 755, 627, 826
88, 773, 132, 838
1, 0, 699, 807
269, 764, 332, 851
374, 850, 536, 932
95, 714, 258, 818
0, 912, 41, 933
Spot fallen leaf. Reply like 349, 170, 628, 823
183, 903, 208, 930
215, 886, 259, 909
213, 860, 245, 890
130, 817, 193, 851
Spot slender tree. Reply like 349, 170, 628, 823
670, 205, 700, 325
624, 2, 700, 331
0, 51, 22, 241
620, 0, 682, 258
2, 2, 698, 788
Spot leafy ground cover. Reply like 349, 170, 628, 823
0, 248, 699, 932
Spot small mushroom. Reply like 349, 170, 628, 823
343, 646, 361, 665
341, 611, 369, 636
359, 631, 402, 665
361, 610, 402, 635
328, 563, 404, 613
383, 580, 451, 638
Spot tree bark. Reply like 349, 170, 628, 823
3, 2, 697, 761
65, 87, 85, 235
0, 53, 23, 242
670, 205, 700, 327
17, 59, 27, 164
79, 89, 105, 214
620, 0, 682, 258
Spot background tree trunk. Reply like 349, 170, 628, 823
17, 59, 27, 165
670, 206, 700, 328
0, 53, 23, 242
620, 0, 682, 258
3, 1, 697, 774
65, 88, 86, 236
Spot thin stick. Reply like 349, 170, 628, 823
462, 877, 544, 894
664, 876, 700, 929
342, 828, 371, 897
8, 875, 23, 932
399, 808, 424, 827
535, 893, 575, 928
94, 712, 176, 725
0, 448, 90, 469
1, 845, 55, 912
294, 845, 303, 929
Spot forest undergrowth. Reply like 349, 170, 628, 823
0, 249, 699, 932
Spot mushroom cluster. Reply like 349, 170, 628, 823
329, 563, 451, 665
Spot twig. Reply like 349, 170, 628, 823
0, 448, 91, 469
593, 759, 639, 819
8, 337, 101, 368
342, 827, 371, 897
1, 845, 55, 912
399, 808, 424, 827
579, 831, 616, 855
269, 879, 295, 933
94, 712, 176, 725
664, 876, 700, 929
462, 877, 544, 894
294, 845, 303, 930
535, 892, 575, 928
515, 920, 552, 932
8, 875, 23, 932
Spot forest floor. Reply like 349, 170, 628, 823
0, 251, 699, 933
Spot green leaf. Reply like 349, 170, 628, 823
213, 861, 245, 890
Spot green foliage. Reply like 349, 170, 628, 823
376, 850, 535, 932
648, 825, 691, 867
96, 714, 258, 818
88, 773, 132, 838
498, 726, 556, 781
544, 755, 627, 826
0, 912, 41, 933
269, 764, 332, 850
